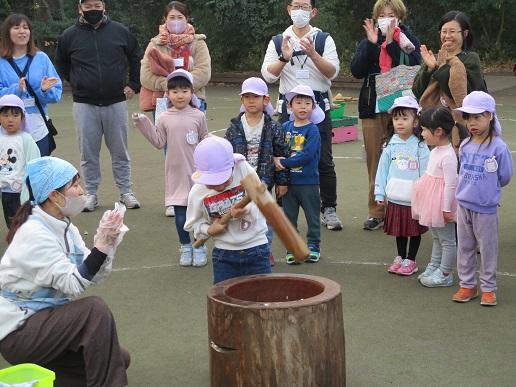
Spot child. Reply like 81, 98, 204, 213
451, 91, 513, 306
224, 77, 290, 266
412, 107, 458, 287
0, 94, 40, 228
184, 136, 271, 284
275, 85, 325, 265
374, 96, 430, 275
133, 69, 208, 267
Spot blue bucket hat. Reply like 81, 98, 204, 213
26, 157, 78, 204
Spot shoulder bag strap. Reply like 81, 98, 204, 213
7, 55, 49, 124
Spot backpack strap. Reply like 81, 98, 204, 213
272, 33, 283, 56
272, 31, 329, 57
313, 31, 329, 56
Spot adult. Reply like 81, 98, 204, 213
412, 10, 487, 150
0, 13, 62, 156
261, 0, 343, 231
0, 156, 129, 387
55, 0, 142, 212
350, 0, 421, 231
140, 0, 211, 217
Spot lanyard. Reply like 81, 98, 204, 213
294, 54, 309, 69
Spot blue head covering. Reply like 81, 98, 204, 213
26, 157, 78, 204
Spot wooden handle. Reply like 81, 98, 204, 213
241, 173, 310, 262
192, 195, 253, 248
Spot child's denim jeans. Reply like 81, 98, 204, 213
212, 243, 271, 284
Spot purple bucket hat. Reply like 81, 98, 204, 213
0, 94, 28, 132
285, 85, 326, 125
239, 77, 274, 117
192, 136, 245, 185
454, 91, 502, 135
388, 95, 421, 114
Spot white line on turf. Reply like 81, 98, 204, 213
113, 262, 516, 278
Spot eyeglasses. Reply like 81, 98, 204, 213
440, 29, 462, 36
290, 3, 312, 11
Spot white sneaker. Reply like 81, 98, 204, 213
192, 245, 208, 267
179, 244, 193, 266
120, 193, 140, 209
82, 194, 98, 212
417, 264, 439, 280
165, 206, 175, 217
420, 268, 453, 287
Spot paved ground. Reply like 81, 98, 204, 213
1, 75, 516, 386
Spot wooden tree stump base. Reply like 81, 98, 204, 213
207, 273, 346, 387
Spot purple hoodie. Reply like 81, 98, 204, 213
456, 136, 513, 214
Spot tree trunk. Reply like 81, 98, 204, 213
495, 0, 506, 51
208, 274, 346, 387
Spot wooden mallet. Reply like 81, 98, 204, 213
240, 172, 309, 262
192, 171, 310, 262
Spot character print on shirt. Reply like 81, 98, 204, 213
0, 148, 17, 173
287, 132, 305, 172
246, 133, 261, 170
203, 185, 252, 230
392, 150, 419, 171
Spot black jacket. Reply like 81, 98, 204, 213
350, 25, 421, 119
224, 113, 290, 188
56, 17, 142, 106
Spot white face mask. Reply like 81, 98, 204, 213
56, 192, 87, 218
377, 17, 398, 35
291, 9, 311, 29
167, 20, 187, 34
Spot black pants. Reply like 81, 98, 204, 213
280, 98, 337, 211
1, 191, 21, 228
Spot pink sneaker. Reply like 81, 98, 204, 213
388, 256, 403, 273
397, 259, 418, 276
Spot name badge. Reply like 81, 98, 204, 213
174, 57, 185, 68
295, 69, 310, 79
484, 156, 498, 173
23, 98, 35, 108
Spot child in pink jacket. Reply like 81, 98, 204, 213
133, 69, 208, 267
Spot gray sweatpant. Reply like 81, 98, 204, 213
73, 101, 132, 195
429, 222, 457, 273
457, 205, 499, 292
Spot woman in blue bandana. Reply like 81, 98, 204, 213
0, 157, 130, 387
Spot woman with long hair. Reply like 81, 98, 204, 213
0, 14, 62, 156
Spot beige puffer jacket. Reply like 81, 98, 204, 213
140, 34, 211, 101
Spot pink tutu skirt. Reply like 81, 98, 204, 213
412, 174, 456, 227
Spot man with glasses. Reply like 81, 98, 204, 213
261, 0, 343, 231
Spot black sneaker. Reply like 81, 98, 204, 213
363, 217, 384, 230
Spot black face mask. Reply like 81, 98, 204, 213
83, 10, 104, 25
